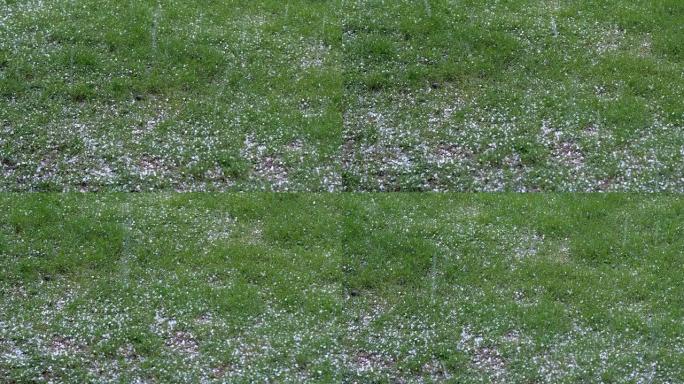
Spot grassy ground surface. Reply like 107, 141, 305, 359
1, 0, 682, 191
1, 194, 683, 382
1, 1, 683, 383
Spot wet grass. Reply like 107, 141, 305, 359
2, 1, 682, 382
1, 194, 683, 382
341, 0, 684, 191
0, 0, 342, 191
1, 0, 682, 191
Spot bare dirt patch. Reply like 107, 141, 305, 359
472, 346, 506, 379
48, 335, 84, 357
165, 330, 199, 358
353, 351, 396, 373
242, 134, 290, 190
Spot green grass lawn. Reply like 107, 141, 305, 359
1, 0, 682, 191
1, 194, 683, 382
1, 0, 683, 382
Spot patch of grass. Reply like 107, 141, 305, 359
1, 194, 683, 382
0, 0, 682, 191
0, 0, 343, 191
341, 0, 684, 192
